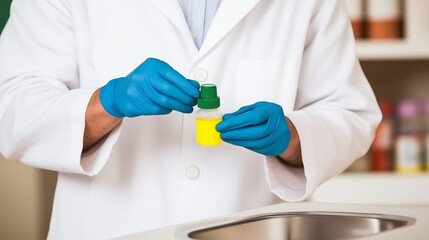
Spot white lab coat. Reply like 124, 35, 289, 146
0, 0, 381, 239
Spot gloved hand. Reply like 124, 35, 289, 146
99, 58, 200, 118
216, 102, 291, 156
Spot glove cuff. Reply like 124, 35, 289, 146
99, 79, 124, 118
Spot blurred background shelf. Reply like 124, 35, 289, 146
357, 40, 429, 60
355, 0, 429, 60
326, 0, 429, 206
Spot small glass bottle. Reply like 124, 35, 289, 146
394, 99, 422, 174
196, 84, 222, 146
422, 99, 429, 172
367, 0, 403, 39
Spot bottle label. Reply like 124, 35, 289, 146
426, 134, 429, 171
395, 135, 422, 174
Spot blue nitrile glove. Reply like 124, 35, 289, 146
216, 102, 291, 156
99, 58, 200, 118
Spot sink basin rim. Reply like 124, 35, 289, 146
179, 211, 416, 240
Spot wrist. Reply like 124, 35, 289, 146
277, 117, 303, 168
84, 88, 122, 150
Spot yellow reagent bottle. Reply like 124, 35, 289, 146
196, 84, 222, 146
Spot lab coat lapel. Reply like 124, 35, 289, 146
198, 0, 261, 57
148, 0, 197, 52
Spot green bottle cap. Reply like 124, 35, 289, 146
198, 84, 220, 109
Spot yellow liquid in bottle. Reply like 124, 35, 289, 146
196, 118, 222, 146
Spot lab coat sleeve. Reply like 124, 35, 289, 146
0, 0, 119, 175
264, 0, 382, 201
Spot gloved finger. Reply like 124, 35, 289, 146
142, 80, 195, 113
156, 61, 200, 99
248, 134, 289, 156
114, 84, 173, 117
223, 133, 279, 151
221, 105, 254, 121
151, 77, 198, 106
219, 123, 275, 140
126, 100, 172, 117
151, 91, 195, 113
226, 132, 288, 156
216, 107, 270, 132
189, 80, 200, 89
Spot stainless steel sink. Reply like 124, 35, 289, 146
185, 212, 415, 240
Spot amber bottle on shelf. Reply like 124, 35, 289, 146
366, 0, 403, 39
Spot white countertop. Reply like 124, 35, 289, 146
115, 202, 429, 240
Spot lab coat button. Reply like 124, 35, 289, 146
186, 165, 200, 180
193, 68, 208, 82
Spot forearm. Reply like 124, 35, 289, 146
83, 88, 122, 151
277, 117, 303, 167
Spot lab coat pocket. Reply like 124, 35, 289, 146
235, 59, 299, 111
